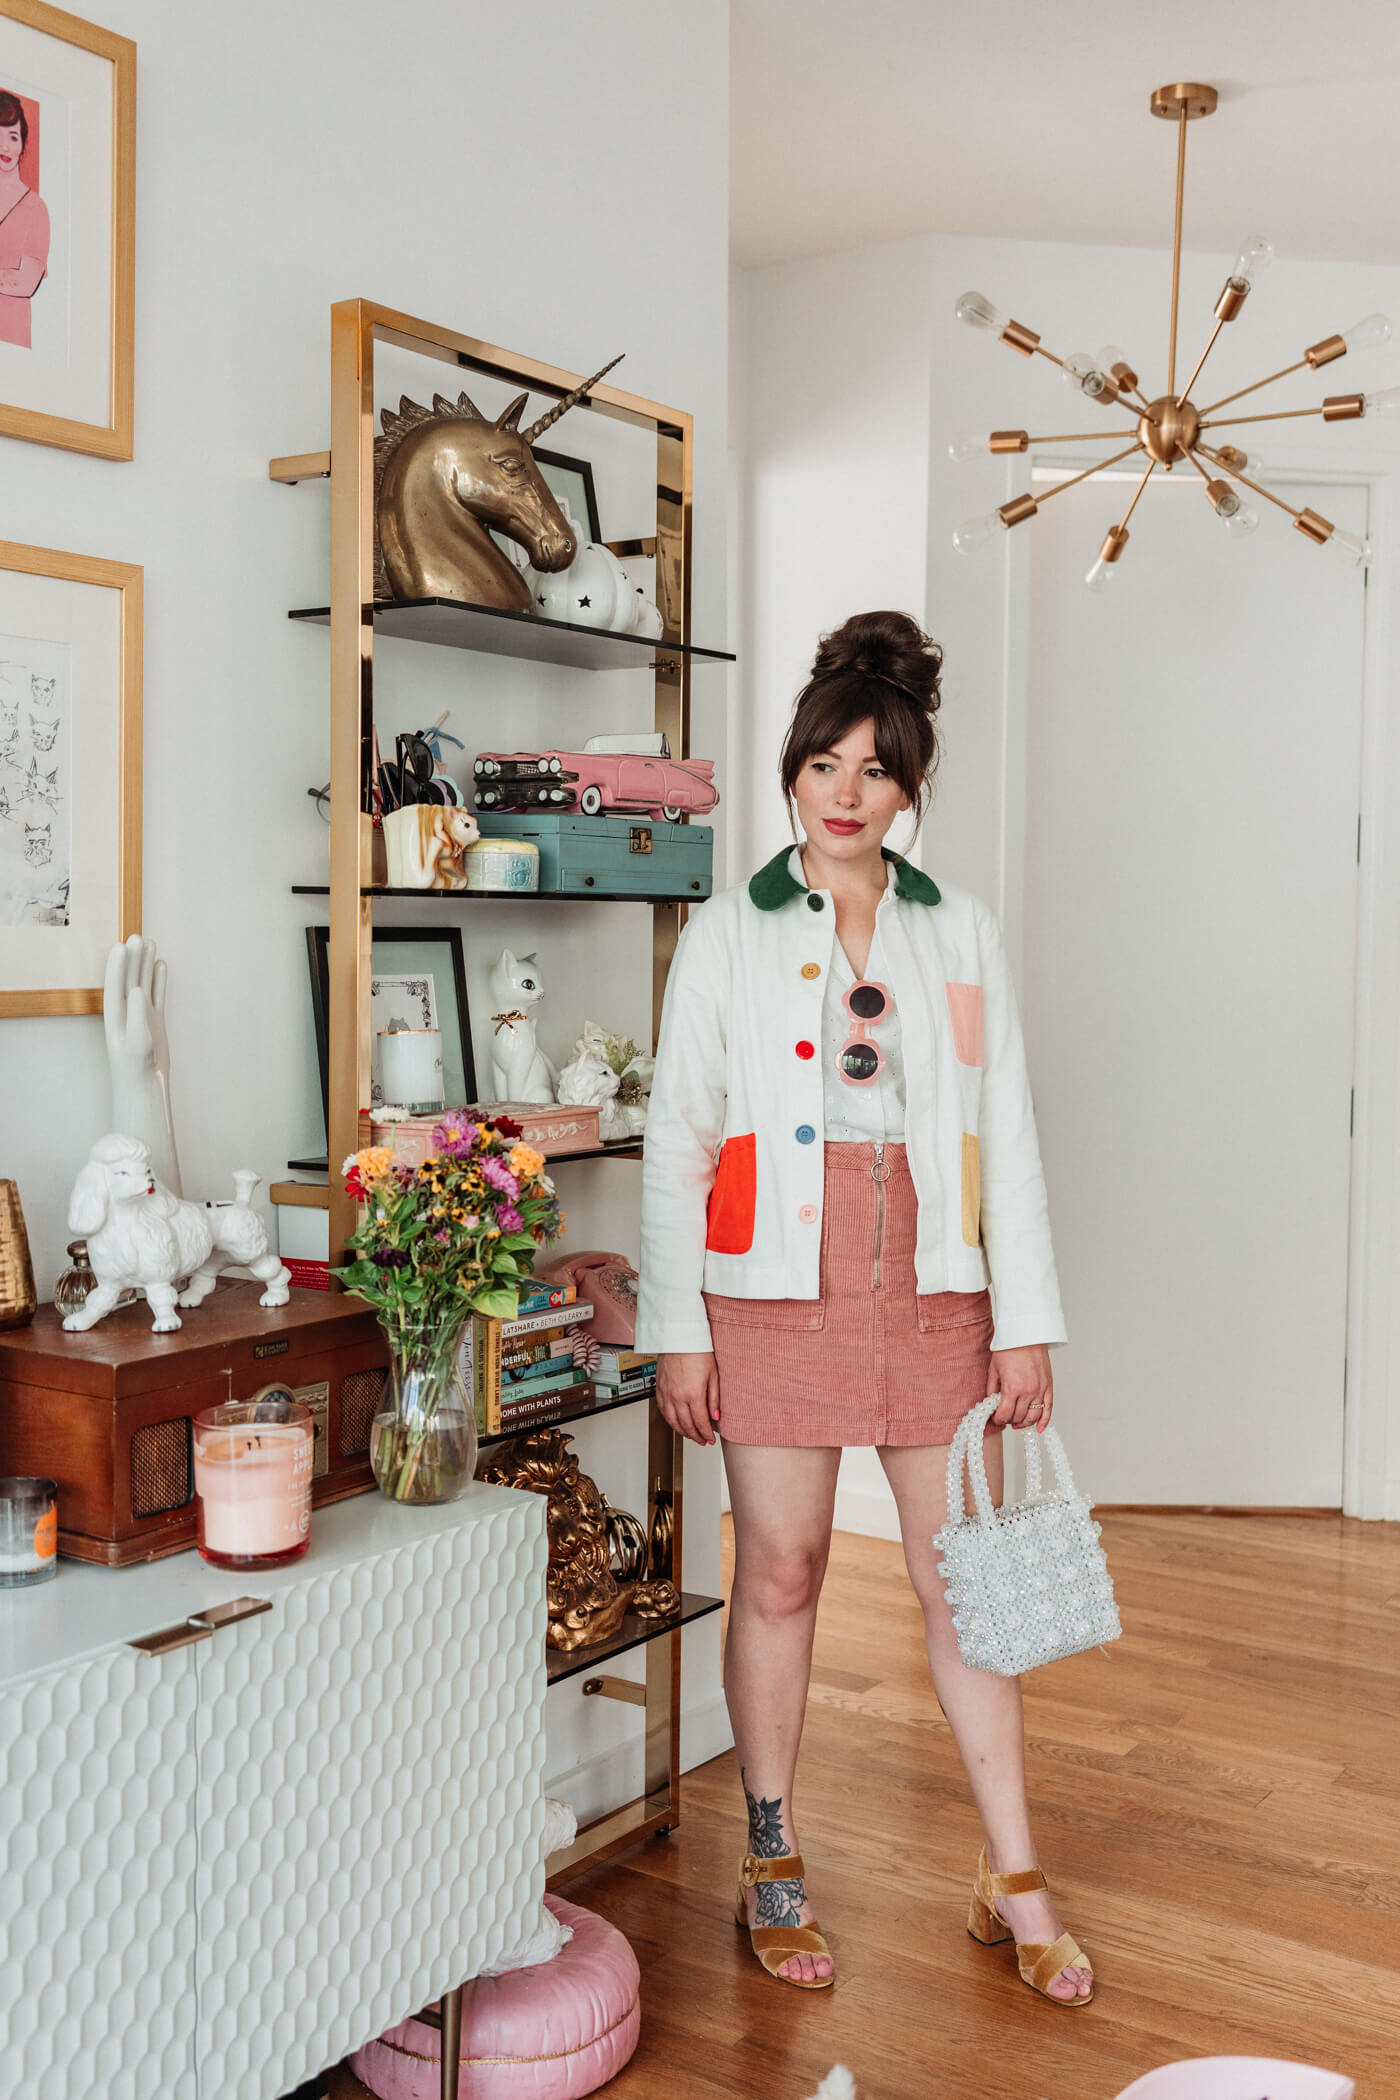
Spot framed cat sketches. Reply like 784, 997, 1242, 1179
0, 537, 142, 1016
0, 0, 135, 458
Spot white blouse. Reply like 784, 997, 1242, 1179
822, 920, 907, 1142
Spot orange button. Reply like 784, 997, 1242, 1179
801, 962, 821, 980
798, 1204, 818, 1223
795, 1040, 815, 1060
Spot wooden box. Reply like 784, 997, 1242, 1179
473, 811, 713, 898
0, 1282, 389, 1566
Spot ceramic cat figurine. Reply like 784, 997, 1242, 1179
487, 949, 556, 1103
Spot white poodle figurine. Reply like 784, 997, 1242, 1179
64, 1133, 292, 1334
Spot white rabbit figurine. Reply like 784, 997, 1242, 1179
64, 1134, 291, 1334
487, 950, 556, 1103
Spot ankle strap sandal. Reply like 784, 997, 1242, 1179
968, 1847, 1094, 2006
733, 1852, 835, 1989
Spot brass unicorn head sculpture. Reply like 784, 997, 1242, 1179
374, 353, 624, 612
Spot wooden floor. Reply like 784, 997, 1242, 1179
335, 1511, 1400, 2100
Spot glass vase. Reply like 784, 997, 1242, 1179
370, 1314, 476, 1505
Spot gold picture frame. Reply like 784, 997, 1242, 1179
0, 537, 142, 1015
0, 0, 135, 458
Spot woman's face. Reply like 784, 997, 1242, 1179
0, 123, 23, 177
792, 716, 910, 859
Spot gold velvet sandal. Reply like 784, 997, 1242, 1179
968, 1847, 1094, 2006
734, 1851, 835, 1989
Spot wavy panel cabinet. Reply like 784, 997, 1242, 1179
0, 1489, 547, 2100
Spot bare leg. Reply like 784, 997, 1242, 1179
722, 1439, 841, 1984
878, 1438, 1093, 2000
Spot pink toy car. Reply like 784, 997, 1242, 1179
475, 749, 718, 822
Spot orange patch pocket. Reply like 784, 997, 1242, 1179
706, 1132, 757, 1254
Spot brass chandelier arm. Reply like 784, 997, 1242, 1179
1116, 457, 1159, 535
1167, 104, 1189, 395
1025, 428, 1146, 445
1178, 315, 1228, 408
1198, 357, 1311, 419
1031, 442, 1146, 508
1195, 442, 1306, 521
1199, 404, 1327, 430
1182, 447, 1217, 487
1032, 345, 1066, 370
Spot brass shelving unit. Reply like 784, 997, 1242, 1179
271, 298, 726, 1893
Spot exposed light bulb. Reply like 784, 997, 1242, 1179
1064, 351, 1110, 399
948, 428, 992, 464
1084, 555, 1119, 592
1230, 235, 1275, 290
1363, 385, 1400, 418
1343, 313, 1392, 355
952, 510, 1009, 556
1096, 344, 1137, 390
956, 290, 1008, 335
1324, 524, 1374, 568
1223, 502, 1261, 539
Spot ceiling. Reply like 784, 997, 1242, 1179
730, 0, 1400, 270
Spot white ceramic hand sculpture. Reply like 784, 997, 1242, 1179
104, 935, 182, 1196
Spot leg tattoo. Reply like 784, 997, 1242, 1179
742, 1766, 804, 1928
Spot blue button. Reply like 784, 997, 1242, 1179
795, 1124, 815, 1144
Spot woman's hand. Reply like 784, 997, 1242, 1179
988, 1343, 1054, 1431
656, 1350, 720, 1446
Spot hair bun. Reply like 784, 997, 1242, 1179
812, 609, 942, 714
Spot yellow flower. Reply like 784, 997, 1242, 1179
356, 1146, 398, 1182
451, 1207, 468, 1224
509, 1143, 546, 1180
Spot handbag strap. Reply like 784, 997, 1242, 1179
944, 1394, 1001, 1527
946, 1398, 1082, 1526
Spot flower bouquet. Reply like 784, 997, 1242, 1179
335, 1113, 562, 1503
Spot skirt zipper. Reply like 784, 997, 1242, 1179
872, 1140, 888, 1288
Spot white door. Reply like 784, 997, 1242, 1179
1021, 470, 1365, 1505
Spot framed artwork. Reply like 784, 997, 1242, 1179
533, 448, 602, 543
0, 537, 141, 1016
0, 0, 135, 459
306, 923, 477, 1130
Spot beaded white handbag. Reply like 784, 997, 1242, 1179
934, 1395, 1121, 1676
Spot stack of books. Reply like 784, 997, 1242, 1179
593, 1347, 658, 1406
466, 1286, 598, 1438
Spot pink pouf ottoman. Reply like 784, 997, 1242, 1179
351, 1895, 640, 2100
1114, 2060, 1354, 2100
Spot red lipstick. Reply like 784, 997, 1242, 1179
823, 818, 864, 836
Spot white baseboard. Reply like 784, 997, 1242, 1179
832, 1486, 904, 1541
544, 1695, 734, 1828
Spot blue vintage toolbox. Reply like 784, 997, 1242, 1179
472, 811, 713, 898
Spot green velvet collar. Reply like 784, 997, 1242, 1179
747, 844, 941, 911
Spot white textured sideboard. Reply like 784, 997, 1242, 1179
0, 1486, 548, 2100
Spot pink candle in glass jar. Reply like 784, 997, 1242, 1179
193, 1392, 314, 1569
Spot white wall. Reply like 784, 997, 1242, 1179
734, 228, 1400, 1528
0, 0, 733, 1816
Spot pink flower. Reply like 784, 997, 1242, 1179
479, 1155, 520, 1199
497, 1204, 523, 1232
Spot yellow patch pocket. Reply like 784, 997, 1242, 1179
960, 1132, 982, 1247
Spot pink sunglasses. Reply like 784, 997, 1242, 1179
836, 979, 890, 1086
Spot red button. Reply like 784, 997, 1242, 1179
795, 1040, 815, 1060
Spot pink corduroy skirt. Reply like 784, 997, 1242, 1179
704, 1141, 997, 1449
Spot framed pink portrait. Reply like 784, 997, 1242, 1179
0, 1, 134, 459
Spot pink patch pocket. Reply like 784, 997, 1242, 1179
945, 982, 984, 1067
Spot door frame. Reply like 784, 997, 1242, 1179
993, 446, 1399, 1520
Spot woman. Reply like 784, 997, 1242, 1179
635, 610, 1092, 2004
0, 91, 50, 351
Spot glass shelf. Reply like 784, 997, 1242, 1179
285, 1140, 642, 1174
291, 885, 708, 904
288, 596, 735, 671
545, 1591, 724, 1686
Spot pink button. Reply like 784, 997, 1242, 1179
798, 1204, 818, 1223
795, 1040, 815, 1060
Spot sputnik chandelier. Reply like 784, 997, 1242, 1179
950, 82, 1394, 588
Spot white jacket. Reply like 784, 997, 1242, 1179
634, 843, 1067, 1357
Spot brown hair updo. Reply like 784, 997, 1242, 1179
779, 609, 943, 830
